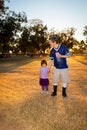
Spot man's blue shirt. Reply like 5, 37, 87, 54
50, 44, 70, 69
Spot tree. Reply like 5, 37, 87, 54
0, 11, 27, 53
59, 28, 76, 48
71, 40, 87, 54
49, 27, 76, 49
79, 40, 86, 53
83, 26, 87, 43
19, 27, 30, 54
28, 19, 48, 53
0, 0, 9, 16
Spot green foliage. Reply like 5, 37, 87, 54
0, 11, 27, 53
83, 26, 87, 43
71, 40, 87, 54
0, 0, 9, 16
19, 19, 48, 54
49, 27, 76, 49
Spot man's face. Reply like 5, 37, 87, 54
49, 40, 55, 48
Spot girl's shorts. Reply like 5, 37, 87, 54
39, 78, 49, 86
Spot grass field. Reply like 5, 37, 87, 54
71, 54, 87, 65
0, 55, 87, 130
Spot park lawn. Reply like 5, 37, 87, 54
0, 55, 87, 130
71, 54, 87, 64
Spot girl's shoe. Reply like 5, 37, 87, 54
46, 91, 49, 94
41, 90, 45, 93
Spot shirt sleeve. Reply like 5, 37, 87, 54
64, 46, 70, 56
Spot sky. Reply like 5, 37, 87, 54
5, 0, 87, 41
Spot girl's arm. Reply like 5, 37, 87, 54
39, 68, 41, 79
48, 60, 53, 69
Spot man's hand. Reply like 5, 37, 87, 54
55, 52, 70, 58
55, 52, 61, 58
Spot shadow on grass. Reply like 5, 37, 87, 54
0, 85, 87, 130
0, 55, 42, 73
71, 56, 87, 66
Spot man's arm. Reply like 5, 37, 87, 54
56, 52, 70, 58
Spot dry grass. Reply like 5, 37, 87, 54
71, 55, 87, 65
0, 55, 87, 130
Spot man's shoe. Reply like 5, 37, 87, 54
62, 87, 67, 97
62, 93, 67, 97
51, 92, 57, 96
51, 85, 57, 96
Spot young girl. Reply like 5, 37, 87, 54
39, 59, 49, 94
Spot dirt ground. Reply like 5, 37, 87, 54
0, 56, 87, 130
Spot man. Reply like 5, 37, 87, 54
49, 35, 70, 97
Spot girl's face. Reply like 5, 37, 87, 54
42, 63, 46, 67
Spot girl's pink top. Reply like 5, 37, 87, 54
40, 67, 49, 79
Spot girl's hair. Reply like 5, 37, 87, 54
49, 35, 58, 43
41, 59, 47, 66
